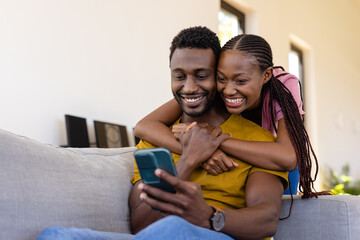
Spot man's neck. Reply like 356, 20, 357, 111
180, 98, 230, 127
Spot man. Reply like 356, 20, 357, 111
130, 26, 288, 240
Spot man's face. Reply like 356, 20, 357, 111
170, 48, 217, 117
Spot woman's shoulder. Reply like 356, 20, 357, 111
273, 68, 299, 86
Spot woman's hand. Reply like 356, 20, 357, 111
202, 149, 239, 176
172, 122, 197, 139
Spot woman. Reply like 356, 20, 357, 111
135, 34, 318, 198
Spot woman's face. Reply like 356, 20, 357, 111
217, 50, 271, 115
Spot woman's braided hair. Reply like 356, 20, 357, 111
222, 34, 319, 199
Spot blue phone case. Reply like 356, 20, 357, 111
134, 148, 178, 194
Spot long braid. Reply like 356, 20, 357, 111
222, 34, 320, 199
268, 76, 318, 198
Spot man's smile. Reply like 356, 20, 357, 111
179, 94, 206, 107
184, 96, 204, 103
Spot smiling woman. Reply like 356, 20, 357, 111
217, 51, 268, 119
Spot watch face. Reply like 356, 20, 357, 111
213, 212, 225, 231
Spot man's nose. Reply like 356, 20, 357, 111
183, 77, 198, 93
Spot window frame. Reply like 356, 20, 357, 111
289, 43, 305, 110
220, 1, 245, 34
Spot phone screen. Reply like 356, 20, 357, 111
134, 148, 178, 194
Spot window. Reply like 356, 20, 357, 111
288, 44, 305, 109
218, 1, 245, 46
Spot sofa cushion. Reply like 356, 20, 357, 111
0, 129, 135, 240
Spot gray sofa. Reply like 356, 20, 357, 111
1, 128, 359, 240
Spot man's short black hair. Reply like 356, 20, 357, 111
169, 26, 221, 63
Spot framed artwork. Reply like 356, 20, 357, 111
94, 121, 129, 148
65, 114, 90, 148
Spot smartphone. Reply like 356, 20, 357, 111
134, 148, 178, 194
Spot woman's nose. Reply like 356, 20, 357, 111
223, 81, 237, 96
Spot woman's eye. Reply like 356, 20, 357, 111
235, 79, 247, 84
217, 76, 226, 83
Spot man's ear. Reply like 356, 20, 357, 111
263, 67, 273, 84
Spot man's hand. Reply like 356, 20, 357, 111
138, 169, 213, 229
202, 149, 239, 176
178, 124, 231, 168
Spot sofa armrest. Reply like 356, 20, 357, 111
275, 195, 360, 240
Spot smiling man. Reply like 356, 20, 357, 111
129, 26, 288, 240
170, 47, 218, 118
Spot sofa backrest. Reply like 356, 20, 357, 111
0, 129, 135, 240
1, 128, 360, 240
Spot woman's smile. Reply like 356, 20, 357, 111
224, 96, 245, 108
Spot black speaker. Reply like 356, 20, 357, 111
65, 115, 90, 147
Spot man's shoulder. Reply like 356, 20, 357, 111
136, 139, 157, 150
136, 139, 180, 161
221, 114, 275, 142
249, 167, 289, 191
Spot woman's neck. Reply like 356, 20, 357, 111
242, 104, 262, 126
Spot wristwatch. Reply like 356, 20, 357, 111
210, 205, 225, 231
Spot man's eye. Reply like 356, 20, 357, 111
196, 75, 207, 80
175, 75, 185, 80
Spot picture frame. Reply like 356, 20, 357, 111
94, 120, 129, 148
65, 114, 90, 147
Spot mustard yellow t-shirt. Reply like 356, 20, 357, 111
131, 114, 288, 210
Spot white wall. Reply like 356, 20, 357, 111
227, 0, 360, 183
0, 0, 219, 146
1, 0, 360, 183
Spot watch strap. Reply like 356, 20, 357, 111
210, 205, 224, 231
210, 205, 223, 214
